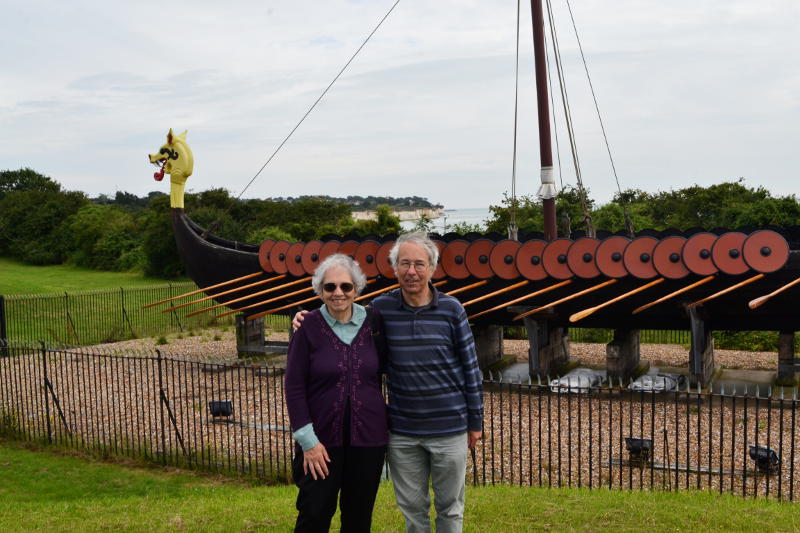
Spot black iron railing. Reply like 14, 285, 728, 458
0, 340, 796, 500
0, 286, 289, 346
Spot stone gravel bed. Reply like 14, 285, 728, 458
93, 328, 781, 373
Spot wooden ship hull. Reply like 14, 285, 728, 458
172, 206, 800, 332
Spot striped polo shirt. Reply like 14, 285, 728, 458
371, 285, 483, 437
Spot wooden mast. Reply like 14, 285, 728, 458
532, 0, 557, 241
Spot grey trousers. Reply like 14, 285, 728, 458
387, 432, 468, 533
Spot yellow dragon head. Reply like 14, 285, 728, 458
148, 128, 194, 208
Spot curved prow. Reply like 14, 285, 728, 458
148, 128, 194, 208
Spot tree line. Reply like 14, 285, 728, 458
0, 168, 403, 278
2, 168, 799, 279
270, 195, 442, 211
484, 181, 800, 236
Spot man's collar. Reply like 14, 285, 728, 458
398, 282, 439, 310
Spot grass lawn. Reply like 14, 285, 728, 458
1, 440, 798, 532
0, 257, 184, 295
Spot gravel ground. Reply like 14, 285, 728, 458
94, 328, 781, 372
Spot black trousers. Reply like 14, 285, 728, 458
293, 445, 386, 533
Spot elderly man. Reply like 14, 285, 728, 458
294, 232, 483, 533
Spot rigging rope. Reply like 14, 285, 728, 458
508, 0, 521, 240
203, 0, 402, 238
564, 0, 634, 237
544, 0, 594, 237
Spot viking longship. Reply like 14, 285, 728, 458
147, 2, 800, 386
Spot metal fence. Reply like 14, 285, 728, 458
1, 340, 797, 500
0, 285, 289, 346
569, 328, 690, 345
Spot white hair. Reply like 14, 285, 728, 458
389, 232, 439, 270
311, 253, 367, 296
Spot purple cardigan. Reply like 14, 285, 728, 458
285, 309, 388, 448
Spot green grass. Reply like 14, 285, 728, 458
1, 440, 798, 532
0, 257, 184, 295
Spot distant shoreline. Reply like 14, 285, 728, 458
352, 206, 444, 222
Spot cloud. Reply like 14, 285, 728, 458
0, 0, 798, 209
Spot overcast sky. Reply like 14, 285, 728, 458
1, 0, 798, 209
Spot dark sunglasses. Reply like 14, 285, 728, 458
322, 282, 355, 293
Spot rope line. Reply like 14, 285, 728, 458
564, 0, 634, 236
545, 0, 594, 237
234, 0, 401, 203
509, 0, 521, 239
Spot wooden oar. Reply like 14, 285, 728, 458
512, 279, 618, 321
215, 284, 319, 319
354, 283, 400, 302
181, 276, 312, 317
356, 279, 447, 303
687, 273, 765, 309
468, 280, 572, 320
163, 274, 288, 313
749, 276, 800, 309
142, 271, 263, 309
245, 279, 447, 321
445, 280, 489, 297
632, 275, 716, 315
461, 280, 530, 308
245, 278, 382, 320
570, 278, 665, 323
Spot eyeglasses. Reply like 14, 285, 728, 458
322, 282, 355, 293
397, 260, 429, 272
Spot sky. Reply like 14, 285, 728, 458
1, 0, 798, 209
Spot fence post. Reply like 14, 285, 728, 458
41, 341, 52, 444
0, 295, 7, 357
120, 287, 136, 339
156, 349, 167, 465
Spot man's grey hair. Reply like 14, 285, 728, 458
389, 232, 439, 270
311, 253, 368, 296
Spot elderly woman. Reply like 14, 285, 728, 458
285, 253, 388, 533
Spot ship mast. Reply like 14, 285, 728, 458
531, 0, 558, 241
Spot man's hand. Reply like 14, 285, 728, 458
302, 443, 331, 480
292, 310, 310, 331
468, 430, 482, 449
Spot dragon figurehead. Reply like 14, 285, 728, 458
148, 128, 194, 209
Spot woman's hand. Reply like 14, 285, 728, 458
303, 443, 331, 480
292, 310, 310, 331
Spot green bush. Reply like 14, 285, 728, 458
713, 330, 779, 351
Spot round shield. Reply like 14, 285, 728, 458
595, 236, 631, 278
711, 232, 748, 275
542, 238, 574, 280
285, 242, 307, 277
354, 240, 381, 278
516, 239, 548, 281
300, 240, 323, 275
623, 236, 659, 279
258, 239, 275, 273
375, 241, 396, 279
682, 232, 718, 276
317, 240, 341, 265
489, 240, 522, 280
338, 240, 360, 259
567, 237, 601, 279
652, 236, 690, 279
441, 240, 471, 279
433, 240, 447, 280
269, 240, 291, 274
742, 230, 790, 274
465, 239, 496, 279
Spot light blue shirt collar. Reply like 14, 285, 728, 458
319, 303, 366, 345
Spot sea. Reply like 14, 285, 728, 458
399, 207, 493, 233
